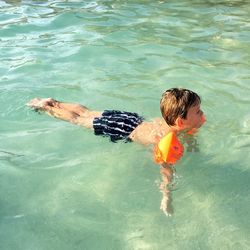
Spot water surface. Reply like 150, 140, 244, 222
1, 0, 250, 249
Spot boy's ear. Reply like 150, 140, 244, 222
176, 117, 185, 128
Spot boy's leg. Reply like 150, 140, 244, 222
27, 98, 102, 129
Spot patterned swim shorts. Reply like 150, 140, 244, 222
93, 110, 144, 142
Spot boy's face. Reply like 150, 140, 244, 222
181, 104, 205, 130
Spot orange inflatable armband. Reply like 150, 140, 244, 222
154, 132, 184, 165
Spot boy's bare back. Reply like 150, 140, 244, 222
129, 118, 170, 145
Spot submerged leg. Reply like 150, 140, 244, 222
27, 98, 102, 129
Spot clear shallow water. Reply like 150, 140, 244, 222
1, 0, 250, 249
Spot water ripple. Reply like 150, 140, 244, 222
1, 1, 250, 249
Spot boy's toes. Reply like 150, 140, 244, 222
26, 98, 54, 110
26, 98, 42, 108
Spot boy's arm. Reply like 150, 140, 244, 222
159, 163, 173, 216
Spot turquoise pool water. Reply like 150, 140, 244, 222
1, 0, 250, 249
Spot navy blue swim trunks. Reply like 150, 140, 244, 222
93, 110, 144, 142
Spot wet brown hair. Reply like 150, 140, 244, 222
160, 88, 201, 126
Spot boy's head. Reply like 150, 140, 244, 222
160, 88, 204, 130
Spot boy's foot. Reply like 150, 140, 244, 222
26, 98, 55, 111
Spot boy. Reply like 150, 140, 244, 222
27, 88, 205, 216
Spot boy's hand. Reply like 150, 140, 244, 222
160, 196, 172, 217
